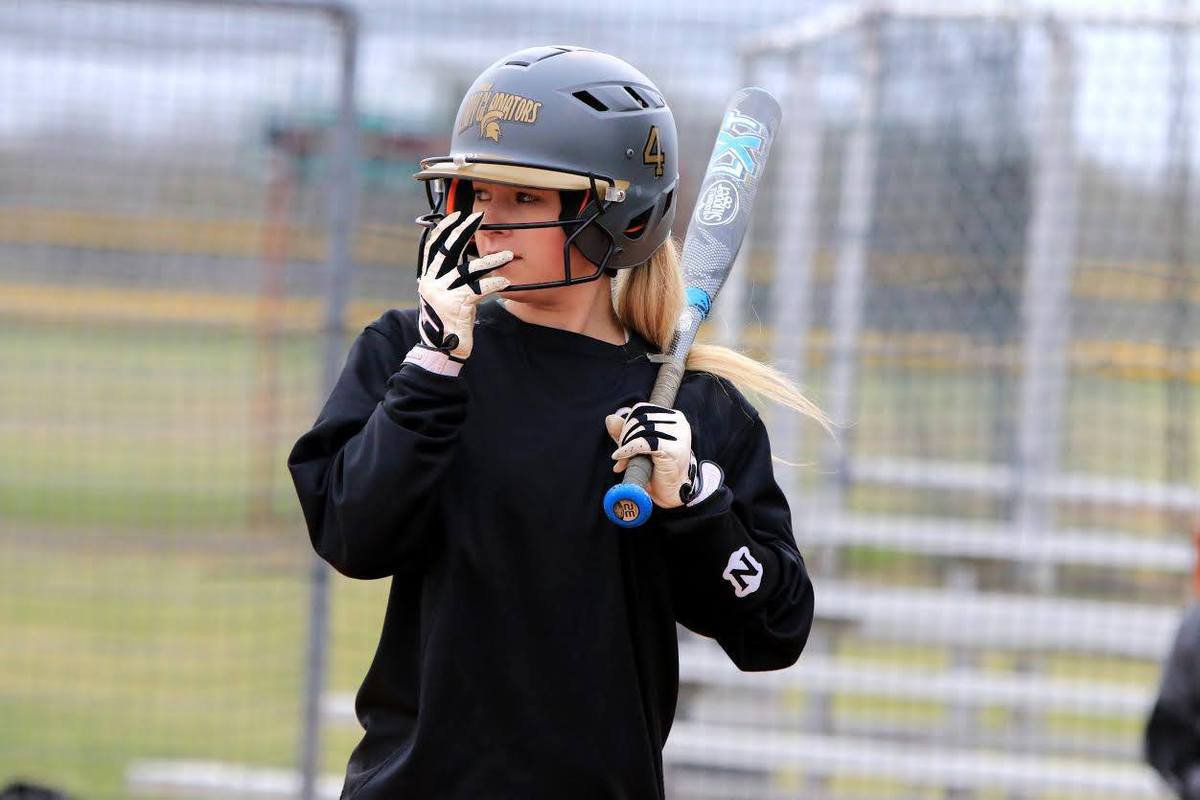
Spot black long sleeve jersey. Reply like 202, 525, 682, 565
288, 300, 814, 800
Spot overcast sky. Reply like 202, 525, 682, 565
0, 0, 1196, 174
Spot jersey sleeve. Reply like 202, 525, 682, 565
1144, 605, 1200, 799
287, 311, 467, 580
656, 406, 814, 672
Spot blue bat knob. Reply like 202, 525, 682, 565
604, 483, 653, 528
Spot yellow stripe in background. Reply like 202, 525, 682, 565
8, 280, 1192, 382
2, 207, 1198, 303
0, 282, 402, 333
0, 207, 417, 267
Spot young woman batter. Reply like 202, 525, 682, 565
289, 44, 824, 799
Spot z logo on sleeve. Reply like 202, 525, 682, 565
722, 546, 763, 598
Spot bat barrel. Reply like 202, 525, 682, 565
678, 87, 782, 323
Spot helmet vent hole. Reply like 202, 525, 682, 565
624, 206, 654, 240
624, 86, 649, 109
573, 90, 609, 113
504, 47, 577, 68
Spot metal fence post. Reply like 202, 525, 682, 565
823, 10, 883, 514
1165, 0, 1195, 536
1015, 21, 1077, 596
768, 47, 821, 495
300, 6, 358, 800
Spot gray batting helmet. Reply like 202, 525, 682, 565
414, 45, 679, 291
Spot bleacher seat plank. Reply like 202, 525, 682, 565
815, 581, 1179, 658
676, 641, 1152, 717
663, 723, 1167, 797
848, 456, 1200, 515
795, 512, 1193, 573
127, 760, 341, 799
322, 639, 1154, 730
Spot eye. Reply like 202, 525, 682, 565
473, 189, 491, 202
516, 192, 540, 204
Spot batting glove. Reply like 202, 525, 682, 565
606, 403, 724, 510
413, 210, 511, 365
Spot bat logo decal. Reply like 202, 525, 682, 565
694, 178, 739, 227
614, 499, 640, 523
711, 110, 767, 181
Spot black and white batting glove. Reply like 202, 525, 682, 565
605, 403, 724, 510
405, 211, 511, 375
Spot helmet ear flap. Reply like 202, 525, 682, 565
558, 189, 589, 223
560, 188, 612, 268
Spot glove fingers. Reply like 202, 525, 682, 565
446, 251, 513, 290
617, 406, 679, 445
432, 212, 485, 280
422, 211, 463, 274
634, 403, 674, 414
473, 276, 511, 298
448, 210, 485, 247
430, 209, 464, 240
605, 408, 632, 443
469, 251, 513, 275
613, 438, 684, 463
618, 426, 678, 450
611, 437, 653, 462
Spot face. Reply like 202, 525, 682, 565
470, 181, 597, 298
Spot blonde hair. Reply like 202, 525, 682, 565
613, 237, 831, 442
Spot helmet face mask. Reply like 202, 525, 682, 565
414, 45, 678, 293
415, 169, 620, 292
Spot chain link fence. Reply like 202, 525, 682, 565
2, 1, 1197, 799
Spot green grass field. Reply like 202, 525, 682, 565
0, 533, 389, 797
1, 314, 1190, 798
0, 318, 385, 797
0, 321, 321, 529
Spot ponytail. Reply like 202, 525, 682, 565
613, 237, 831, 441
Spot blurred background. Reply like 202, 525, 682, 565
2, 0, 1198, 798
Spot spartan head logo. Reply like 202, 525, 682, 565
477, 109, 506, 142
481, 113, 503, 142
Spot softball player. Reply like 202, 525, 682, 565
289, 45, 822, 799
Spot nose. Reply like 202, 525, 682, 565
478, 202, 515, 229
474, 205, 512, 252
